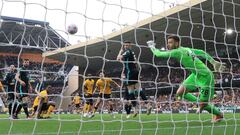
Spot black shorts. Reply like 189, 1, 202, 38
75, 104, 80, 108
125, 70, 139, 86
33, 103, 48, 112
41, 103, 48, 111
7, 92, 15, 101
98, 93, 111, 99
84, 94, 93, 104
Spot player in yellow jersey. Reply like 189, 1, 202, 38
83, 74, 95, 117
31, 85, 55, 119
90, 71, 120, 118
72, 93, 81, 113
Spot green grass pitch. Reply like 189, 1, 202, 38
0, 113, 240, 135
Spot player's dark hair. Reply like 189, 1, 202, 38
123, 40, 131, 44
23, 59, 29, 61
167, 35, 180, 43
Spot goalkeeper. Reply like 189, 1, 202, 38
147, 35, 225, 123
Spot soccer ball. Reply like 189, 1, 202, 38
67, 24, 78, 34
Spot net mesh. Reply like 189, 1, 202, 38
0, 0, 240, 135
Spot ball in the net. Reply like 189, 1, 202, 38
67, 24, 78, 34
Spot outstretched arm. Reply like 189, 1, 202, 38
191, 48, 226, 72
147, 40, 179, 58
191, 48, 215, 62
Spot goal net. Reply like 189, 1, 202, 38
0, 0, 240, 135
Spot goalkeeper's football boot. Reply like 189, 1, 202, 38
211, 114, 224, 123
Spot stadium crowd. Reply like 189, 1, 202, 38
0, 54, 239, 115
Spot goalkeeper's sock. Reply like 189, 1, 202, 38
182, 93, 197, 102
203, 104, 221, 116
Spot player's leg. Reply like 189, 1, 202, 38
127, 84, 138, 117
19, 85, 30, 118
134, 83, 152, 115
90, 95, 102, 118
87, 97, 93, 113
108, 98, 115, 118
36, 98, 44, 119
7, 93, 15, 118
21, 96, 30, 118
44, 101, 55, 118
93, 97, 101, 113
83, 102, 90, 114
124, 100, 132, 118
31, 106, 38, 117
13, 100, 22, 119
198, 73, 223, 122
125, 70, 138, 117
83, 94, 90, 115
177, 73, 198, 102
40, 103, 49, 118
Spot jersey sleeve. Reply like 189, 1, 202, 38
151, 48, 179, 58
190, 48, 215, 63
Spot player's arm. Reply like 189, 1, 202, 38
0, 81, 6, 95
34, 83, 41, 96
191, 48, 226, 72
29, 80, 33, 93
83, 81, 88, 94
117, 47, 124, 61
15, 70, 26, 86
147, 40, 179, 58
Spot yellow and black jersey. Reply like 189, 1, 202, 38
73, 95, 81, 105
96, 78, 112, 95
84, 79, 94, 95
33, 90, 48, 107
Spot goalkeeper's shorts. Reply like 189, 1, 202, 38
182, 72, 214, 102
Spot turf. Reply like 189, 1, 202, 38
0, 113, 240, 135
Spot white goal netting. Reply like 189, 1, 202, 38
0, 0, 240, 135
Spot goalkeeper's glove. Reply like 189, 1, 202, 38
146, 40, 156, 49
211, 61, 226, 72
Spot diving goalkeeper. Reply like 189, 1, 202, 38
147, 35, 226, 123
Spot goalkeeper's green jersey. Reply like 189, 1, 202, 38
151, 47, 214, 75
